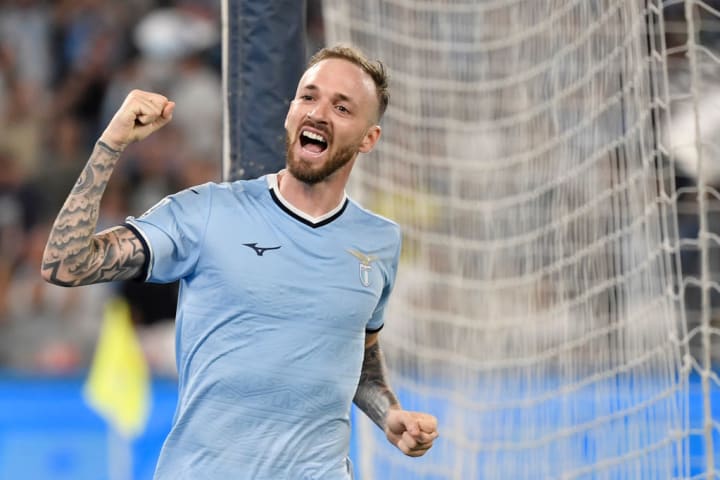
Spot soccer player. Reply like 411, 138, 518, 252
41, 45, 438, 479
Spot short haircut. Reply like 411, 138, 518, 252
307, 44, 389, 121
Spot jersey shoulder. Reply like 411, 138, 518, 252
346, 197, 401, 237
183, 177, 270, 207
143, 178, 268, 223
188, 176, 267, 196
343, 198, 402, 259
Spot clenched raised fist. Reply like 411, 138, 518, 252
99, 89, 175, 151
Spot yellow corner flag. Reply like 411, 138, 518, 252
84, 298, 151, 439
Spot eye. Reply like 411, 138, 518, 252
300, 94, 314, 101
336, 105, 350, 114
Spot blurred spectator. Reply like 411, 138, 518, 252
50, 0, 130, 144
0, 149, 41, 322
121, 125, 184, 214
166, 50, 222, 158
0, 0, 52, 95
0, 56, 44, 175
32, 114, 89, 220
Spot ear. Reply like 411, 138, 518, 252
358, 125, 382, 153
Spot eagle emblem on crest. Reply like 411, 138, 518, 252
346, 248, 378, 287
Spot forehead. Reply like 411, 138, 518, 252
299, 58, 378, 105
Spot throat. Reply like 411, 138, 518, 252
275, 171, 346, 218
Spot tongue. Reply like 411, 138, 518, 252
304, 142, 325, 153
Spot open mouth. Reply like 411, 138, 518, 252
299, 129, 328, 154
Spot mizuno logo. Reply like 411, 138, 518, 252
347, 249, 378, 287
243, 243, 281, 256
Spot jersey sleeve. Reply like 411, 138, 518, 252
124, 184, 212, 283
366, 227, 402, 333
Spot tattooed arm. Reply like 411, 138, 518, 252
353, 332, 439, 457
41, 142, 145, 285
41, 90, 175, 287
353, 332, 401, 427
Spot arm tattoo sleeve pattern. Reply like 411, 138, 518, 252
353, 340, 400, 429
41, 141, 146, 286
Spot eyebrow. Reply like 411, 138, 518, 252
302, 84, 357, 106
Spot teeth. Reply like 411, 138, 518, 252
302, 131, 327, 144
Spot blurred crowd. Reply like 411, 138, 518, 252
0, 0, 324, 376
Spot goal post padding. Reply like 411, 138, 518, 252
222, 0, 307, 181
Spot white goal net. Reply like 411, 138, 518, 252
321, 0, 720, 478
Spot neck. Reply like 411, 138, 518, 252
276, 163, 353, 218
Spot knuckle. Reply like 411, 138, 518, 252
150, 93, 167, 104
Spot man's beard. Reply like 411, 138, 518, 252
285, 134, 357, 185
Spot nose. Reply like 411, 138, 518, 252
307, 100, 329, 122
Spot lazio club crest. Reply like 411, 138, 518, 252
346, 248, 378, 287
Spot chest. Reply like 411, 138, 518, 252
193, 215, 388, 326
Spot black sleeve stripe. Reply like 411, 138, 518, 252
123, 222, 151, 282
366, 324, 384, 334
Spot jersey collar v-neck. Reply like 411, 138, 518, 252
266, 173, 349, 228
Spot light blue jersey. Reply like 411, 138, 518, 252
125, 173, 401, 480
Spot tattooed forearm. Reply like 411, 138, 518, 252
43, 227, 146, 286
353, 339, 400, 430
41, 141, 146, 286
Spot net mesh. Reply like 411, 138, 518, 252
666, 0, 720, 477
322, 0, 695, 477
